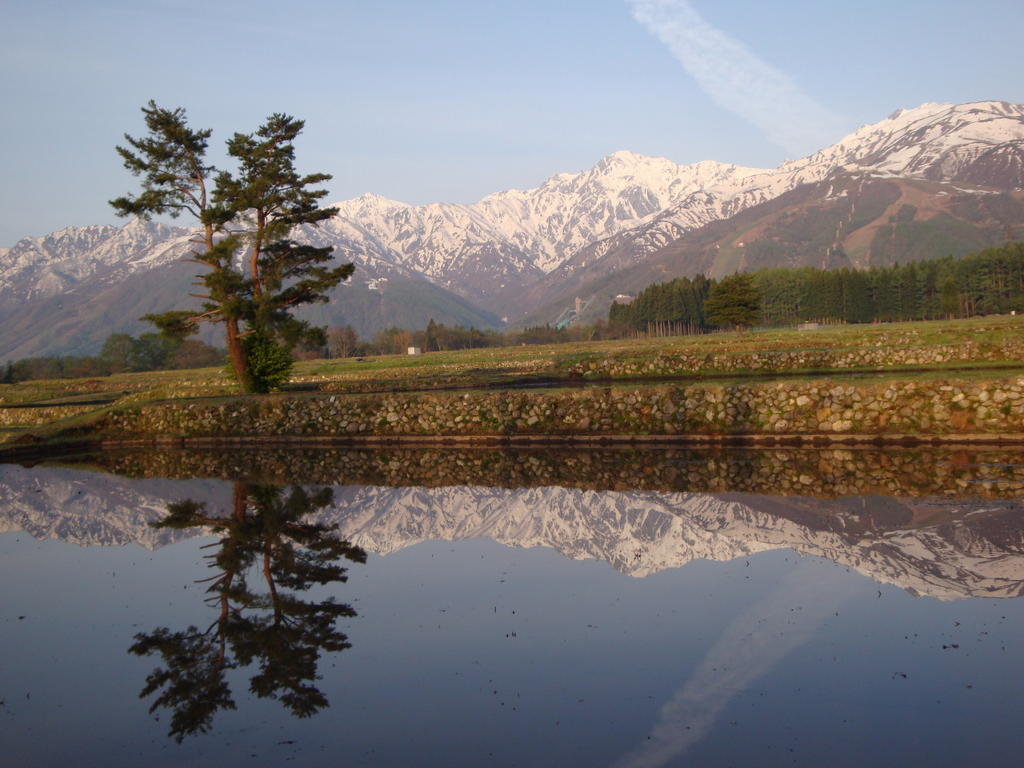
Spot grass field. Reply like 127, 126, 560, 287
2, 314, 1023, 445
291, 314, 1024, 392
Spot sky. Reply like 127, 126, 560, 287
2, 0, 1024, 246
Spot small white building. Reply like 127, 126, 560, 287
407, 347, 422, 355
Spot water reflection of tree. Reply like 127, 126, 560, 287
129, 483, 366, 742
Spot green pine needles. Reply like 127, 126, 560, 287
112, 102, 352, 393
703, 273, 762, 331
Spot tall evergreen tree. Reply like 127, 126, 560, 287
213, 114, 353, 350
111, 101, 251, 389
704, 273, 761, 330
112, 103, 352, 393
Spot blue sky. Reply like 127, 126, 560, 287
2, 0, 1023, 246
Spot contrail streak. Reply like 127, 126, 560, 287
626, 0, 845, 156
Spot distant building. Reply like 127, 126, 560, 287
407, 347, 422, 355
613, 294, 635, 304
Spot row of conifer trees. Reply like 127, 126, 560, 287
608, 242, 1024, 332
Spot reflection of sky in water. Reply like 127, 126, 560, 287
614, 562, 860, 767
0, 463, 1023, 766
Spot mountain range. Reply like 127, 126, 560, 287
3, 100, 1023, 357
1, 463, 1021, 601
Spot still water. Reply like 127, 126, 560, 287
1, 445, 1023, 767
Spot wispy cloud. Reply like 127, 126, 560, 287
626, 0, 844, 157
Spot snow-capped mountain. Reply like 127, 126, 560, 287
2, 463, 1021, 600
0, 464, 226, 548
0, 217, 503, 358
550, 101, 1024, 284
0, 219, 193, 311
309, 152, 763, 302
316, 101, 1024, 306
2, 100, 1023, 353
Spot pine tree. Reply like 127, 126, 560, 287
213, 114, 353, 351
112, 103, 352, 393
111, 101, 252, 390
424, 318, 441, 351
703, 273, 761, 331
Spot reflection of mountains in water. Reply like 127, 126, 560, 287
0, 465, 225, 550
324, 486, 1024, 600
1, 463, 1022, 600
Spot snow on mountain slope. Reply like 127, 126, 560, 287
559, 102, 1024, 280
4, 101, 1024, 329
314, 152, 763, 301
732, 100, 1024, 199
835, 100, 1024, 178
306, 100, 1024, 313
0, 464, 226, 549
0, 218, 193, 310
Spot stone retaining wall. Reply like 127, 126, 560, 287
566, 342, 1024, 378
101, 376, 1024, 439
0, 405, 96, 427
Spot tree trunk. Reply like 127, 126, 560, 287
202, 222, 252, 393
225, 318, 252, 393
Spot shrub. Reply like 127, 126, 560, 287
241, 332, 293, 393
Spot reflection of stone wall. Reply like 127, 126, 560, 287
93, 446, 1024, 499
565, 342, 1024, 377
102, 377, 1024, 439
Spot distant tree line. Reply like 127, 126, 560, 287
608, 275, 712, 334
2, 332, 222, 383
0, 321, 605, 383
753, 242, 1024, 325
317, 319, 612, 359
608, 242, 1024, 333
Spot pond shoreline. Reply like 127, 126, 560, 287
6, 430, 1024, 467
